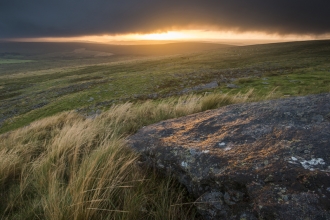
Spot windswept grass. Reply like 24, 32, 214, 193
0, 90, 262, 220
1, 40, 329, 219
0, 113, 194, 219
1, 40, 330, 134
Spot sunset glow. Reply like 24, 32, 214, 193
136, 31, 189, 41
10, 30, 330, 45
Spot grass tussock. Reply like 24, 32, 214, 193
0, 90, 267, 219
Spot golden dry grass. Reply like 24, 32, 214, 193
0, 90, 266, 219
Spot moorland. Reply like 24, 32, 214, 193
0, 40, 329, 219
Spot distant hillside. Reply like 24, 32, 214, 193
0, 40, 330, 219
0, 40, 329, 133
0, 41, 233, 57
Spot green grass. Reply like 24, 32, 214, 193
0, 58, 33, 64
1, 40, 330, 219
1, 91, 256, 219
2, 40, 330, 134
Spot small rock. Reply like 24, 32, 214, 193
227, 84, 240, 89
202, 81, 219, 90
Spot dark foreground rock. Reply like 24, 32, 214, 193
127, 93, 330, 220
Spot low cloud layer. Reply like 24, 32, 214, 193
1, 0, 330, 38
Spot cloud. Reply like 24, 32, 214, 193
1, 0, 330, 38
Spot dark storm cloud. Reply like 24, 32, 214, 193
1, 0, 330, 38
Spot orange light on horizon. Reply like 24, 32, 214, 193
134, 31, 191, 41
8, 30, 329, 45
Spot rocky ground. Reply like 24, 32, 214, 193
128, 93, 330, 220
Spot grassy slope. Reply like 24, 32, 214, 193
0, 40, 330, 219
0, 93, 254, 219
1, 40, 330, 133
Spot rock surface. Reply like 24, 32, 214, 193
127, 93, 330, 220
181, 81, 219, 94
226, 83, 240, 89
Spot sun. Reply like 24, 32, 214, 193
136, 31, 190, 41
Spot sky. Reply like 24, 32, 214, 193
1, 0, 330, 43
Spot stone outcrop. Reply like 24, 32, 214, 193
127, 93, 330, 220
